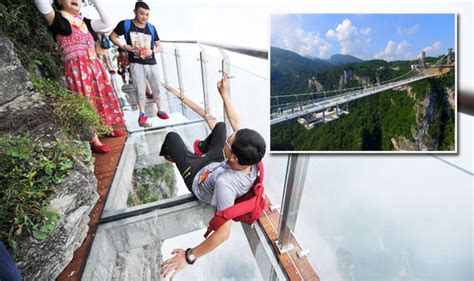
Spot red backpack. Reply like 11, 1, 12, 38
204, 162, 266, 238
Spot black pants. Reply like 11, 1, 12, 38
160, 122, 226, 191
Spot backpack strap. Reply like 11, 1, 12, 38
257, 162, 264, 182
204, 199, 256, 238
124, 19, 156, 50
124, 19, 132, 45
204, 163, 264, 238
146, 22, 155, 49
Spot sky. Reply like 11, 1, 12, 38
271, 14, 455, 61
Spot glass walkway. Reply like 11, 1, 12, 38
80, 41, 473, 281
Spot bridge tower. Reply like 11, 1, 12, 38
447, 48, 453, 65
418, 51, 426, 68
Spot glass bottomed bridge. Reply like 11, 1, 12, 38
81, 41, 318, 280
79, 41, 473, 281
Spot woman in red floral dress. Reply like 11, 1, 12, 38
35, 0, 124, 153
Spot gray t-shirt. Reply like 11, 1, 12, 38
192, 161, 258, 211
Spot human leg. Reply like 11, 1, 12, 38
196, 122, 226, 161
105, 53, 115, 73
90, 135, 110, 153
147, 64, 169, 119
0, 241, 21, 281
145, 81, 153, 99
130, 63, 147, 113
160, 132, 207, 190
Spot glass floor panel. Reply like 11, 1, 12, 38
121, 95, 202, 133
103, 121, 210, 213
161, 225, 264, 280
127, 122, 209, 208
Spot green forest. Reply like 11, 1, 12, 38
128, 163, 178, 206
270, 48, 455, 151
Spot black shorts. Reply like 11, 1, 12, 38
159, 122, 227, 191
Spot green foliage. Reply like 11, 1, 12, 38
271, 50, 455, 151
0, 134, 85, 256
271, 47, 332, 96
410, 79, 431, 100
327, 54, 363, 66
426, 74, 455, 149
271, 89, 418, 151
32, 76, 111, 138
0, 0, 63, 79
129, 163, 178, 206
271, 74, 455, 151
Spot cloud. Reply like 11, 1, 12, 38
422, 41, 442, 54
374, 40, 411, 61
360, 27, 373, 36
271, 15, 332, 58
325, 19, 372, 59
396, 24, 421, 35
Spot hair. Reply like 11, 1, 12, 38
53, 0, 61, 9
231, 129, 266, 166
135, 1, 150, 10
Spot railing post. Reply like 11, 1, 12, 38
218, 48, 231, 128
160, 47, 172, 111
198, 44, 210, 121
276, 154, 309, 254
174, 44, 186, 115
160, 48, 169, 96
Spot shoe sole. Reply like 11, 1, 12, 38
138, 122, 151, 127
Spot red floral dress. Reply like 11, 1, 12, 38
56, 15, 124, 125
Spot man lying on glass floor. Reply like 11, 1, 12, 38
159, 74, 267, 280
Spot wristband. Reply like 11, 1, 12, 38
185, 248, 196, 265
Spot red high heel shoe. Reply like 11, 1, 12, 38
109, 129, 126, 137
90, 142, 110, 154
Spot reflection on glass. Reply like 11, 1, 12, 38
294, 149, 472, 281
126, 121, 208, 207
162, 225, 264, 280
96, 42, 279, 280
128, 162, 177, 206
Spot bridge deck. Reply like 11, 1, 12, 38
271, 72, 441, 126
58, 125, 127, 280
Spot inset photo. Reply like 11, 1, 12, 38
270, 14, 456, 153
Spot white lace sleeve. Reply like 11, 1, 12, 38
90, 0, 112, 32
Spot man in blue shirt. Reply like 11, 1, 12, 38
110, 1, 170, 126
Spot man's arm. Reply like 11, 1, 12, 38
109, 31, 136, 53
161, 83, 218, 129
160, 220, 231, 280
154, 40, 161, 54
141, 40, 160, 59
218, 73, 240, 132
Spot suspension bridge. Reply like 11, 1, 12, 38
270, 50, 455, 128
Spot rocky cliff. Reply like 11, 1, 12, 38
0, 26, 98, 280
391, 79, 455, 151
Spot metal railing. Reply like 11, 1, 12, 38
160, 40, 268, 59
156, 40, 267, 130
